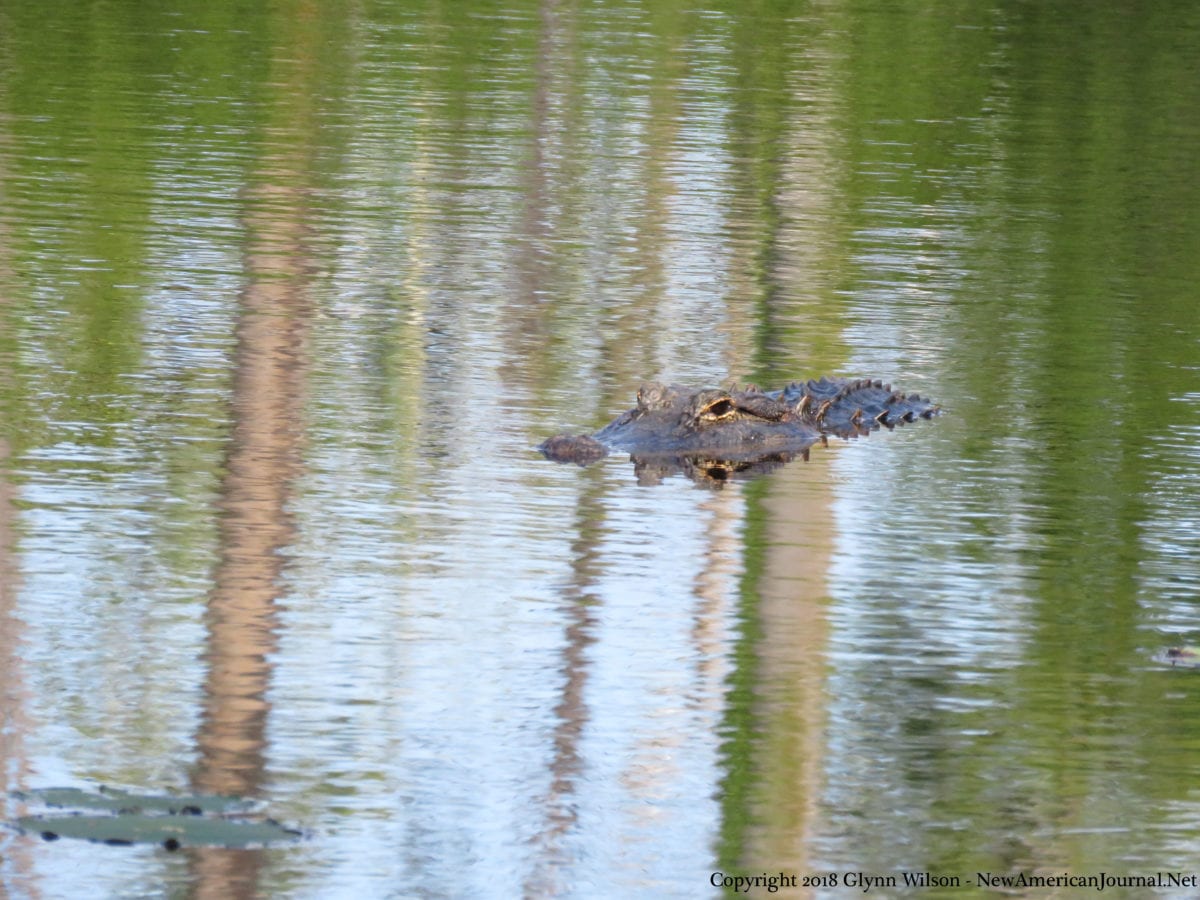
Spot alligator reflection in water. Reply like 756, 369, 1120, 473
538, 377, 940, 484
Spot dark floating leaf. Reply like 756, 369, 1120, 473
1159, 647, 1200, 668
10, 787, 303, 849
15, 813, 303, 849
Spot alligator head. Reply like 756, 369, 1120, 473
600, 382, 817, 453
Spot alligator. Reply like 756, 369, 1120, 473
538, 377, 939, 483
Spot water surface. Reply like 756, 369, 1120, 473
2, 1, 1200, 897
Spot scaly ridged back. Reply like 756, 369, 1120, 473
769, 377, 939, 436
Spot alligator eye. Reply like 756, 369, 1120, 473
698, 397, 736, 420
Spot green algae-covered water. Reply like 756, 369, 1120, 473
2, 1, 1199, 897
